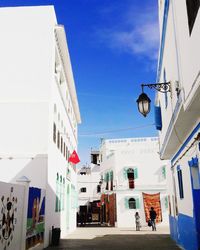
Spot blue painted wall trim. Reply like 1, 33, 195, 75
154, 106, 162, 130
169, 215, 178, 242
169, 214, 198, 250
171, 122, 200, 164
157, 0, 170, 82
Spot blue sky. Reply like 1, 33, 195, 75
0, 0, 160, 165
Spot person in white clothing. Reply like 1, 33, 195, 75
135, 212, 141, 231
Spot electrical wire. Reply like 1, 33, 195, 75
79, 123, 155, 137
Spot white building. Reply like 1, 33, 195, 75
99, 137, 169, 228
0, 6, 81, 248
155, 1, 200, 249
77, 164, 101, 208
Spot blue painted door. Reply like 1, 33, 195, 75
189, 157, 200, 248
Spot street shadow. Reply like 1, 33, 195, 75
46, 234, 181, 250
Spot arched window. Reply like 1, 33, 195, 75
129, 198, 136, 209
127, 168, 134, 189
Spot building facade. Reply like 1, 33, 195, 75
155, 1, 200, 249
99, 137, 169, 228
0, 6, 81, 248
77, 163, 101, 224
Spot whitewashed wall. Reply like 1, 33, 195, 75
100, 137, 169, 228
0, 6, 80, 248
78, 165, 101, 207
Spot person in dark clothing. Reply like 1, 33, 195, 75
149, 207, 157, 231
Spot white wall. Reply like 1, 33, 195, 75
100, 137, 169, 228
78, 165, 101, 207
0, 6, 81, 248
0, 6, 56, 154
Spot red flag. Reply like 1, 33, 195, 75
68, 150, 80, 164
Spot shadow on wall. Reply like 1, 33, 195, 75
10, 154, 48, 188
8, 155, 62, 248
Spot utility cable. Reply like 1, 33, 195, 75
79, 123, 155, 137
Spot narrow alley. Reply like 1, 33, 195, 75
46, 225, 181, 250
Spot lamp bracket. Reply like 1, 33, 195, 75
141, 81, 171, 93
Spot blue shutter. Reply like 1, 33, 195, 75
123, 168, 128, 180
154, 106, 162, 130
165, 196, 168, 209
134, 168, 138, 179
162, 166, 166, 179
124, 197, 129, 209
135, 198, 140, 209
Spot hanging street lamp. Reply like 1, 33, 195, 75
136, 82, 171, 117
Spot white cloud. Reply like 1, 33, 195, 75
96, 3, 160, 61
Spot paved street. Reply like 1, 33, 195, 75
46, 225, 181, 250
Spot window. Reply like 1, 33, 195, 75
186, 0, 200, 34
55, 173, 62, 212
97, 185, 101, 193
125, 197, 140, 209
66, 146, 68, 160
61, 137, 63, 153
110, 171, 113, 191
57, 131, 60, 149
127, 168, 135, 189
177, 167, 184, 199
53, 123, 56, 143
64, 143, 66, 157
80, 187, 86, 193
129, 198, 136, 209
105, 173, 109, 190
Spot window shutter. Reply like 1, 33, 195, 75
135, 198, 140, 209
124, 197, 129, 209
134, 168, 138, 179
164, 196, 168, 209
123, 168, 128, 180
110, 171, 113, 181
104, 173, 107, 182
55, 173, 59, 212
162, 166, 166, 179
154, 106, 162, 130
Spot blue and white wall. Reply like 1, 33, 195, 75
156, 0, 200, 249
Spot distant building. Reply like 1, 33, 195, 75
155, 1, 200, 250
77, 162, 101, 224
0, 6, 81, 248
99, 137, 169, 228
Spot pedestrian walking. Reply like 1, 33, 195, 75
149, 207, 157, 231
135, 212, 141, 231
